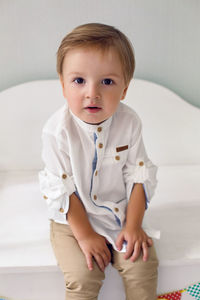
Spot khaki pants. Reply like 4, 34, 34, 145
50, 220, 158, 300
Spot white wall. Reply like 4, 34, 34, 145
0, 0, 200, 107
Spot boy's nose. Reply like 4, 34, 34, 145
85, 83, 100, 100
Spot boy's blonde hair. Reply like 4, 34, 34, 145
57, 23, 135, 85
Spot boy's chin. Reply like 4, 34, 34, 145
82, 115, 108, 125
84, 119, 107, 125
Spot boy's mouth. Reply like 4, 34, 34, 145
85, 106, 102, 113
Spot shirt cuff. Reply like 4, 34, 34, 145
38, 168, 76, 215
125, 159, 158, 204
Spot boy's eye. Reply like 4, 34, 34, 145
102, 78, 113, 85
74, 77, 84, 84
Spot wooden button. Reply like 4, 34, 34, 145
139, 161, 144, 166
94, 195, 97, 200
59, 208, 64, 213
95, 170, 98, 176
97, 127, 102, 132
115, 155, 120, 161
62, 174, 67, 179
43, 195, 48, 199
114, 207, 119, 213
98, 143, 103, 149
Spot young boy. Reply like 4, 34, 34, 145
39, 23, 158, 300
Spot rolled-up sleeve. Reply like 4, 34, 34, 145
38, 132, 76, 217
123, 120, 158, 208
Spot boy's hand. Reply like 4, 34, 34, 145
78, 232, 111, 272
116, 227, 153, 262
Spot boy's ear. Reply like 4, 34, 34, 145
121, 85, 129, 101
59, 75, 66, 98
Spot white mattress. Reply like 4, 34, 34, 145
0, 171, 56, 268
145, 164, 200, 266
0, 165, 200, 269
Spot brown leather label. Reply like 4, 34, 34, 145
116, 145, 128, 152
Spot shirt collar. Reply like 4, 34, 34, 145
69, 109, 113, 133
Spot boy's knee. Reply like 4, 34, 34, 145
64, 264, 105, 298
126, 245, 158, 279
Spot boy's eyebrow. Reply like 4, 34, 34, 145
67, 72, 84, 76
103, 73, 121, 78
67, 72, 121, 78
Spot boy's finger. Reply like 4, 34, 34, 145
124, 241, 134, 259
85, 253, 93, 271
102, 250, 111, 266
116, 233, 124, 251
147, 238, 153, 247
94, 254, 105, 272
142, 241, 148, 262
130, 241, 140, 262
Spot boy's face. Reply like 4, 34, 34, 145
60, 47, 129, 124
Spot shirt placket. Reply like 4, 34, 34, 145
90, 126, 122, 227
90, 126, 104, 203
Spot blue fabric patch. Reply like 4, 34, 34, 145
115, 215, 121, 226
143, 184, 149, 209
90, 133, 98, 195
74, 189, 80, 199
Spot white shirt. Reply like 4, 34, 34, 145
39, 102, 159, 251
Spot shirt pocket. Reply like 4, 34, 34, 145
103, 147, 128, 166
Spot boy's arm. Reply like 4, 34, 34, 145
39, 132, 110, 271
116, 183, 153, 262
67, 193, 111, 271
67, 193, 94, 240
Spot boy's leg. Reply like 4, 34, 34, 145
50, 220, 105, 300
112, 244, 158, 300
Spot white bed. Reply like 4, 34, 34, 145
0, 79, 200, 300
